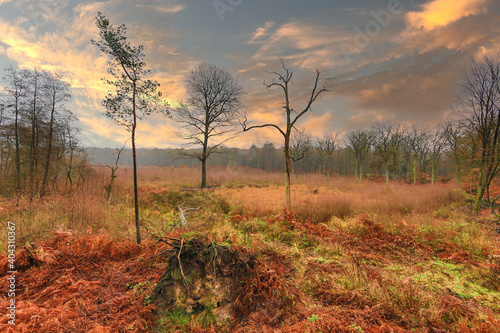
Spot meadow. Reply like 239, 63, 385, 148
0, 166, 499, 332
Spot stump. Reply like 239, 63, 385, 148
149, 239, 253, 322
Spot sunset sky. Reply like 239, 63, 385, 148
0, 0, 499, 149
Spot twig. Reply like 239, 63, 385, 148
177, 239, 190, 293
150, 248, 176, 260
177, 204, 201, 227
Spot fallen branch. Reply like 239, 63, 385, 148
177, 204, 200, 227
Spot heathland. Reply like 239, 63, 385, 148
0, 166, 499, 332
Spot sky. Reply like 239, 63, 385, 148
0, 0, 499, 149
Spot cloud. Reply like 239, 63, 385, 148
135, 3, 185, 14
247, 20, 348, 70
406, 0, 489, 30
249, 21, 275, 44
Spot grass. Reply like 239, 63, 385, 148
1, 165, 499, 332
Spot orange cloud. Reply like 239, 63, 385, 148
299, 112, 332, 137
407, 0, 489, 30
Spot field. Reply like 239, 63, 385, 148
1, 166, 500, 332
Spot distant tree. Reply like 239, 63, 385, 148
290, 129, 312, 163
405, 124, 431, 184
317, 133, 338, 176
40, 71, 71, 197
372, 122, 405, 184
346, 129, 373, 180
290, 129, 312, 174
428, 125, 447, 185
243, 61, 329, 208
175, 63, 245, 188
92, 12, 169, 244
458, 55, 500, 214
443, 120, 465, 183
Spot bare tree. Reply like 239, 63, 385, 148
290, 129, 312, 173
40, 71, 71, 197
458, 55, 500, 214
102, 142, 127, 205
3, 68, 29, 193
92, 12, 169, 244
317, 133, 338, 177
372, 122, 405, 184
428, 125, 447, 185
243, 61, 329, 208
175, 63, 245, 188
405, 124, 431, 184
346, 129, 373, 181
443, 120, 465, 183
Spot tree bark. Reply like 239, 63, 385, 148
385, 162, 390, 184
473, 172, 485, 213
40, 94, 56, 197
132, 81, 141, 244
413, 157, 417, 185
201, 131, 208, 188
284, 134, 291, 210
14, 102, 20, 193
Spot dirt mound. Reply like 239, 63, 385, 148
150, 238, 254, 323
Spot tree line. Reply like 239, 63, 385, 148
0, 68, 85, 198
85, 119, 464, 186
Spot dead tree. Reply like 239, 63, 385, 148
102, 142, 127, 205
243, 60, 329, 208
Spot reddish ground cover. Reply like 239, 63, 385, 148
0, 230, 173, 333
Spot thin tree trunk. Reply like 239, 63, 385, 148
284, 134, 291, 210
385, 162, 390, 184
431, 160, 436, 186
201, 133, 208, 188
473, 169, 485, 213
14, 102, 20, 193
201, 159, 207, 188
413, 156, 417, 185
41, 96, 56, 197
132, 81, 141, 244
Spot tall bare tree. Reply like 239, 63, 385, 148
459, 55, 500, 214
175, 63, 244, 188
40, 71, 71, 197
243, 61, 329, 208
92, 12, 169, 244
3, 68, 29, 193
